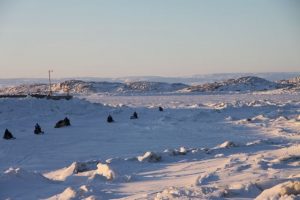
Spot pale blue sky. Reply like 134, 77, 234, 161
0, 0, 299, 78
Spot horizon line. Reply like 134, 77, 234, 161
0, 71, 300, 80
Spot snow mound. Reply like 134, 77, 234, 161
96, 163, 116, 180
212, 101, 247, 110
225, 182, 261, 198
48, 187, 77, 200
214, 153, 224, 158
196, 172, 218, 186
1, 167, 50, 183
236, 115, 270, 124
137, 151, 162, 162
90, 158, 138, 182
213, 102, 228, 109
0, 167, 53, 199
164, 147, 197, 156
47, 185, 91, 200
255, 181, 300, 200
217, 141, 238, 148
154, 187, 202, 200
178, 147, 188, 155
154, 186, 226, 200
251, 115, 269, 122
275, 116, 289, 122
237, 118, 253, 124
45, 161, 98, 181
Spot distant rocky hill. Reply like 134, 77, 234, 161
0, 80, 188, 95
278, 76, 300, 91
181, 76, 284, 93
0, 76, 298, 95
1, 72, 299, 88
279, 76, 300, 85
116, 72, 300, 84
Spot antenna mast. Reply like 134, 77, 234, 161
48, 70, 53, 96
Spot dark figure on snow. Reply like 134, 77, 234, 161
107, 115, 114, 123
64, 117, 71, 126
159, 106, 164, 112
34, 123, 44, 135
3, 129, 15, 140
130, 111, 138, 119
55, 117, 71, 128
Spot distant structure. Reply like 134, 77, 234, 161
48, 70, 53, 96
3, 129, 15, 140
107, 115, 114, 123
55, 117, 71, 128
34, 123, 44, 135
130, 111, 138, 119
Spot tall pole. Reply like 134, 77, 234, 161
48, 70, 53, 96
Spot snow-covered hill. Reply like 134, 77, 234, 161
0, 76, 299, 95
116, 72, 300, 84
278, 76, 300, 91
219, 76, 282, 91
121, 81, 187, 93
0, 81, 188, 95
57, 80, 188, 94
0, 80, 188, 95
180, 76, 284, 93
1, 72, 299, 87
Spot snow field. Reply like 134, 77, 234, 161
1, 94, 300, 199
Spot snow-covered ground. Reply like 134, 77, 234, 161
1, 93, 300, 199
